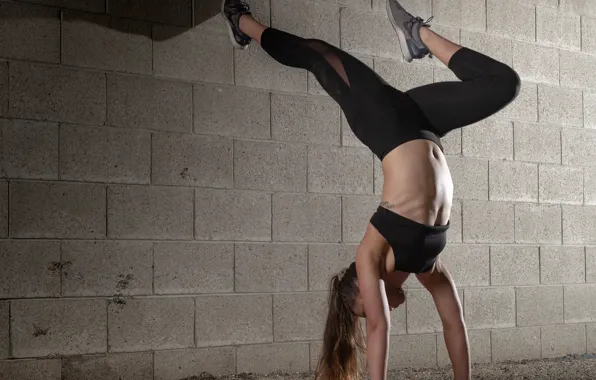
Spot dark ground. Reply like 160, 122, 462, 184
183, 354, 596, 380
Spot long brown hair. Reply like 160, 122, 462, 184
315, 262, 366, 380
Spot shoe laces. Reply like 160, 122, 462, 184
407, 15, 433, 29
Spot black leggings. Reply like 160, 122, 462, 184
261, 28, 520, 159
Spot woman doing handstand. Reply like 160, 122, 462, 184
222, 1, 520, 379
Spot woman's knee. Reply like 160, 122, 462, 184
494, 65, 521, 105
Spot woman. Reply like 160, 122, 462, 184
222, 1, 520, 379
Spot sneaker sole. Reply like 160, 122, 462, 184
221, 0, 248, 50
386, 0, 413, 63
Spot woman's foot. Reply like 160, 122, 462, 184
222, 0, 252, 49
386, 0, 432, 62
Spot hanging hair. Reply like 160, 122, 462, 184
315, 262, 366, 380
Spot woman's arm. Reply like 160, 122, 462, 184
416, 261, 470, 380
355, 226, 392, 380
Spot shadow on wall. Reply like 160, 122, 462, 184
5, 0, 222, 41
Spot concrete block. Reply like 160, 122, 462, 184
196, 295, 273, 346
564, 284, 596, 322
432, 0, 486, 31
561, 50, 596, 89
463, 201, 514, 243
441, 129, 462, 155
235, 44, 307, 93
526, 0, 558, 6
374, 157, 383, 195
340, 7, 401, 59
539, 165, 583, 204
237, 342, 310, 374
562, 128, 596, 166
0, 2, 59, 63
388, 334, 437, 368
460, 30, 512, 66
235, 243, 307, 292
308, 146, 373, 195
582, 17, 596, 54
446, 157, 488, 200
194, 84, 270, 139
440, 244, 490, 286
588, 324, 596, 353
542, 324, 587, 358
273, 193, 341, 242
63, 12, 151, 74
15, 0, 105, 12
586, 92, 596, 128
108, 0, 191, 26
308, 244, 356, 291
0, 61, 7, 117
491, 327, 541, 361
536, 6, 581, 49
234, 140, 307, 192
437, 330, 491, 366
373, 0, 431, 18
60, 125, 151, 184
154, 26, 233, 84
489, 161, 538, 202
107, 74, 192, 133
487, 0, 535, 41
195, 189, 271, 241
0, 302, 7, 359
462, 118, 513, 160
513, 122, 561, 164
152, 133, 232, 188
513, 42, 559, 85
0, 359, 61, 380
271, 93, 340, 146
560, 0, 596, 17
464, 287, 515, 329
499, 83, 538, 122
563, 205, 596, 244
10, 181, 105, 239
516, 285, 564, 326
274, 293, 326, 341
514, 203, 562, 244
448, 200, 462, 243
406, 289, 443, 334
154, 347, 235, 380
0, 182, 5, 238
108, 185, 193, 240
342, 196, 380, 243
9, 62, 106, 125
491, 245, 540, 285
539, 86, 583, 126
154, 242, 233, 294
62, 241, 152, 297
272, 0, 339, 46
108, 297, 194, 352
62, 352, 153, 380
589, 247, 596, 283
12, 299, 106, 357
0, 241, 60, 298
0, 119, 58, 180
374, 59, 433, 91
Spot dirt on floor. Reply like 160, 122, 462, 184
183, 354, 596, 380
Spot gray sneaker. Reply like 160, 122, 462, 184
386, 0, 432, 62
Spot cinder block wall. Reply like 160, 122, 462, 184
1, 0, 596, 378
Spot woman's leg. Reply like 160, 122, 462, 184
404, 27, 520, 137
385, 0, 520, 136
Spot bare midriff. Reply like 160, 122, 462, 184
380, 139, 453, 227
